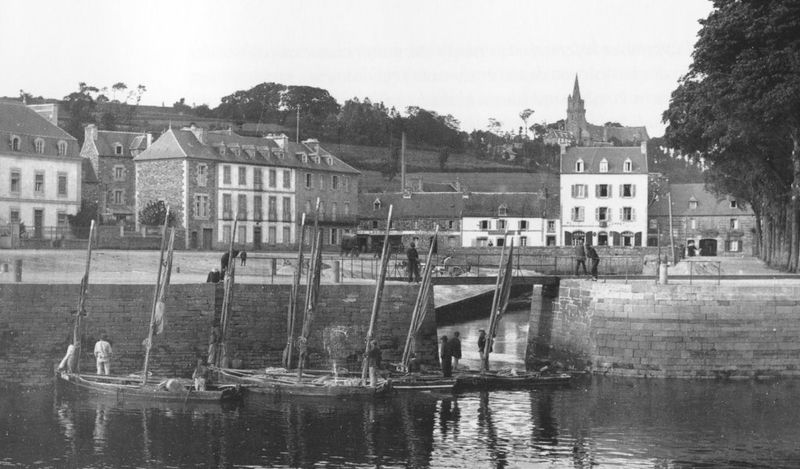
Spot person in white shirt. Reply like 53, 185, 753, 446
94, 335, 113, 375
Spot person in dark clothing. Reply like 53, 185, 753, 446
586, 243, 600, 281
207, 326, 222, 366
574, 242, 588, 275
687, 242, 697, 257
407, 353, 421, 373
206, 268, 220, 283
440, 335, 453, 377
220, 249, 240, 272
406, 242, 421, 283
240, 251, 247, 266
367, 339, 382, 386
477, 329, 493, 356
450, 331, 462, 370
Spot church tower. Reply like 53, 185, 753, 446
566, 74, 587, 144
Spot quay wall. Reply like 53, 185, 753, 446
527, 280, 800, 379
0, 283, 436, 387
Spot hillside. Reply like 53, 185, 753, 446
359, 170, 560, 193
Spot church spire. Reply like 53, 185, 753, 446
572, 74, 581, 101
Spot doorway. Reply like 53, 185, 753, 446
699, 238, 717, 256
34, 209, 43, 238
202, 229, 213, 250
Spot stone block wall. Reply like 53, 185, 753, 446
0, 282, 435, 387
136, 159, 186, 229
528, 279, 800, 378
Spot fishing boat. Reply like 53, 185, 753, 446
453, 370, 572, 390
56, 213, 244, 404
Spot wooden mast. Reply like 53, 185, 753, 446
401, 225, 438, 370
296, 227, 322, 380
283, 212, 307, 369
361, 205, 394, 384
72, 220, 96, 373
142, 226, 175, 385
481, 238, 515, 373
217, 218, 239, 368
142, 207, 170, 384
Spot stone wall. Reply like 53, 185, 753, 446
527, 280, 800, 379
0, 283, 436, 387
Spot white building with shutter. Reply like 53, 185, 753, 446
559, 145, 648, 247
461, 192, 560, 247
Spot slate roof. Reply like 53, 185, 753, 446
135, 128, 360, 174
561, 146, 648, 174
462, 192, 559, 219
649, 183, 754, 217
93, 130, 149, 157
359, 192, 465, 219
0, 102, 78, 157
604, 126, 649, 143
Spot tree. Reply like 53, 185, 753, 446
67, 200, 99, 237
663, 0, 800, 270
138, 200, 176, 226
519, 109, 534, 138
63, 82, 99, 142
438, 147, 450, 170
604, 121, 623, 127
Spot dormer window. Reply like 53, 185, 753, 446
373, 198, 382, 210
218, 145, 226, 156
324, 156, 332, 166
689, 197, 698, 210
275, 150, 284, 159
498, 204, 508, 217
730, 200, 738, 209
34, 138, 45, 154
10, 135, 21, 151
575, 159, 584, 173
298, 152, 308, 163
623, 158, 632, 173
114, 143, 123, 155
57, 140, 68, 156
599, 158, 608, 173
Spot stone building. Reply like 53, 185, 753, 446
560, 145, 649, 247
134, 126, 357, 250
461, 192, 560, 247
566, 75, 649, 146
80, 124, 151, 224
648, 183, 756, 256
0, 102, 81, 239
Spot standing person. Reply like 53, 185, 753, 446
207, 326, 221, 366
192, 358, 209, 391
406, 242, 420, 283
586, 242, 600, 281
440, 335, 453, 377
450, 331, 462, 370
478, 329, 487, 356
240, 251, 247, 266
367, 339, 382, 386
220, 249, 240, 277
57, 342, 76, 373
574, 241, 588, 276
94, 335, 112, 375
206, 268, 220, 283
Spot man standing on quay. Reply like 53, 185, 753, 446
406, 242, 421, 283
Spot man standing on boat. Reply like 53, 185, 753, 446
450, 331, 462, 370
440, 335, 453, 377
94, 335, 112, 375
406, 242, 421, 283
367, 340, 382, 386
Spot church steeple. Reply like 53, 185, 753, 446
566, 73, 587, 144
572, 74, 581, 101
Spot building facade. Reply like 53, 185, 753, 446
560, 145, 649, 247
648, 183, 756, 256
0, 103, 81, 238
80, 124, 151, 224
461, 192, 560, 247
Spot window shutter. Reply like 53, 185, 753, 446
631, 185, 636, 197
724, 240, 730, 252
632, 208, 637, 221
619, 208, 624, 221
612, 231, 621, 246
595, 207, 600, 221
634, 232, 642, 246
564, 231, 573, 246
608, 185, 612, 197
586, 231, 594, 245
619, 184, 624, 197
606, 209, 611, 222
595, 185, 600, 197
571, 185, 577, 197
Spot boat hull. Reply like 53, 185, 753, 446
454, 371, 572, 390
216, 369, 392, 398
56, 372, 245, 403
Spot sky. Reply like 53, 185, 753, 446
0, 0, 713, 137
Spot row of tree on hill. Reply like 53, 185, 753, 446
662, 0, 800, 271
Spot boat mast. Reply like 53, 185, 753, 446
296, 218, 322, 380
142, 225, 175, 384
361, 205, 393, 384
481, 237, 514, 373
283, 212, 307, 369
142, 207, 171, 384
72, 220, 96, 373
401, 225, 438, 370
217, 218, 239, 368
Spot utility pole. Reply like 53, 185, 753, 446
296, 107, 300, 143
667, 192, 675, 265
400, 132, 406, 191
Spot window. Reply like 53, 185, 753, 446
238, 167, 246, 185
730, 200, 738, 209
34, 138, 45, 154
114, 143, 123, 155
222, 194, 232, 219
728, 240, 740, 252
330, 228, 338, 245
649, 219, 658, 230
268, 196, 277, 220
34, 172, 44, 194
599, 158, 608, 173
575, 159, 584, 173
305, 173, 313, 189
622, 207, 634, 221
283, 226, 291, 244
479, 220, 489, 230
113, 165, 125, 181
372, 220, 379, 229
344, 176, 350, 192
57, 211, 68, 227
223, 225, 231, 243
623, 158, 632, 172
622, 231, 634, 247
621, 184, 635, 198
253, 196, 262, 221
194, 194, 209, 218
11, 136, 20, 151
547, 220, 555, 233
344, 202, 350, 216
497, 219, 507, 230
57, 173, 67, 197
319, 175, 325, 190
689, 199, 698, 210
571, 207, 585, 222
448, 220, 454, 229
10, 170, 20, 193
331, 202, 338, 221
283, 170, 291, 189
197, 164, 208, 187
597, 232, 608, 246
518, 220, 528, 230
690, 218, 696, 229
254, 168, 263, 190
520, 236, 528, 246
269, 169, 277, 188
223, 166, 231, 184
237, 194, 247, 219
498, 204, 508, 217
282, 197, 291, 222
10, 209, 20, 224
305, 200, 311, 214
373, 199, 381, 210
730, 218, 739, 230
597, 207, 609, 222
57, 141, 67, 156
319, 202, 326, 220
238, 225, 246, 244
113, 189, 124, 204
596, 184, 610, 198
219, 145, 226, 156
332, 175, 339, 190
571, 184, 588, 198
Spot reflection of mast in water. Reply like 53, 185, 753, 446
531, 389, 559, 446
56, 401, 77, 462
398, 395, 429, 466
438, 397, 461, 440
361, 400, 385, 466
477, 391, 508, 468
93, 401, 108, 454
141, 408, 151, 464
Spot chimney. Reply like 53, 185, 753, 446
146, 132, 153, 148
85, 124, 98, 143
641, 141, 647, 156
302, 138, 319, 154
267, 133, 288, 149
189, 124, 205, 144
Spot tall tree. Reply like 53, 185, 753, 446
63, 82, 99, 142
519, 109, 534, 138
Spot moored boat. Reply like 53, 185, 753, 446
56, 372, 245, 402
216, 368, 391, 397
454, 370, 572, 390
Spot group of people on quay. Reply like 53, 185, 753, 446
439, 331, 463, 377
574, 240, 600, 281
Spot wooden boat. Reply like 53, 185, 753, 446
56, 372, 245, 402
390, 374, 457, 392
215, 368, 391, 398
454, 370, 572, 390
